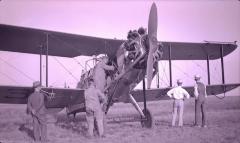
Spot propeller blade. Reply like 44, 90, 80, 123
146, 2, 158, 89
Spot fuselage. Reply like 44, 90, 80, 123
78, 30, 162, 111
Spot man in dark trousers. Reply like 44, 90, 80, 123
194, 75, 207, 127
27, 81, 47, 142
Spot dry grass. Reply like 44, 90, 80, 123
0, 96, 240, 143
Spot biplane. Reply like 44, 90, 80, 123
0, 3, 239, 128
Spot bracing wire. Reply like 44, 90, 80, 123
191, 60, 220, 83
212, 62, 222, 83
4, 52, 23, 62
159, 61, 170, 85
159, 75, 169, 87
51, 57, 78, 81
173, 64, 193, 80
0, 57, 35, 82
72, 58, 85, 69
0, 70, 20, 84
176, 62, 226, 99
157, 62, 170, 87
191, 60, 206, 72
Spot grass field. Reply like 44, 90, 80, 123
0, 96, 240, 143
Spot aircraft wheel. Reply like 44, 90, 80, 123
141, 108, 154, 128
67, 112, 77, 122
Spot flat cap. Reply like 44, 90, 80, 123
33, 81, 41, 88
194, 74, 201, 80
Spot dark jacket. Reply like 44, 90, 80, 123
27, 91, 46, 116
195, 82, 207, 101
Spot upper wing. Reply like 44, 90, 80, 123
0, 85, 85, 109
161, 41, 238, 60
0, 24, 237, 60
0, 24, 123, 59
130, 83, 240, 102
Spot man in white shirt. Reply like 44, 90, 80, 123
167, 79, 190, 127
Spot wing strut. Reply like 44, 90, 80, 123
46, 33, 49, 87
207, 55, 211, 85
220, 44, 225, 84
40, 45, 43, 85
156, 63, 160, 88
38, 34, 49, 87
141, 77, 153, 128
168, 43, 173, 87
220, 44, 226, 96
142, 77, 147, 115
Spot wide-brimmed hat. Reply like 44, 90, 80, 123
33, 81, 41, 88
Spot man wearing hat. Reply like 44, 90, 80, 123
167, 79, 190, 127
27, 81, 47, 142
93, 56, 115, 134
85, 78, 106, 138
93, 56, 115, 93
194, 74, 207, 127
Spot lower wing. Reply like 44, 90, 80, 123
130, 83, 240, 102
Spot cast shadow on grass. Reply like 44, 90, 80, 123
18, 123, 34, 139
55, 113, 89, 137
155, 120, 195, 128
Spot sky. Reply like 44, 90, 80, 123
0, 0, 239, 95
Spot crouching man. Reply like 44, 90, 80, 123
27, 81, 47, 142
85, 78, 106, 138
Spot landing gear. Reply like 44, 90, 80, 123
140, 77, 154, 128
141, 108, 154, 128
129, 94, 154, 128
67, 112, 76, 121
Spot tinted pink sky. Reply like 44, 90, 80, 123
0, 0, 239, 94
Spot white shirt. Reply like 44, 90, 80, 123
167, 86, 190, 100
194, 84, 199, 98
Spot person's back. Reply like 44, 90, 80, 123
196, 82, 206, 101
167, 79, 190, 127
84, 79, 106, 137
84, 86, 102, 111
93, 57, 114, 92
167, 86, 190, 100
